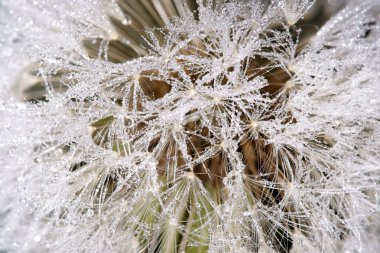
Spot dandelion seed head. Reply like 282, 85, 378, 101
1, 0, 380, 252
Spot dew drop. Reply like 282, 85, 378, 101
33, 235, 41, 243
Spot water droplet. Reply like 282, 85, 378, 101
34, 235, 41, 242
122, 18, 132, 26
86, 209, 94, 217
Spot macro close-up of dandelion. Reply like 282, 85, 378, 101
0, 0, 379, 252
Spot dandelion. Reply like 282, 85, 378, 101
0, 0, 379, 253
